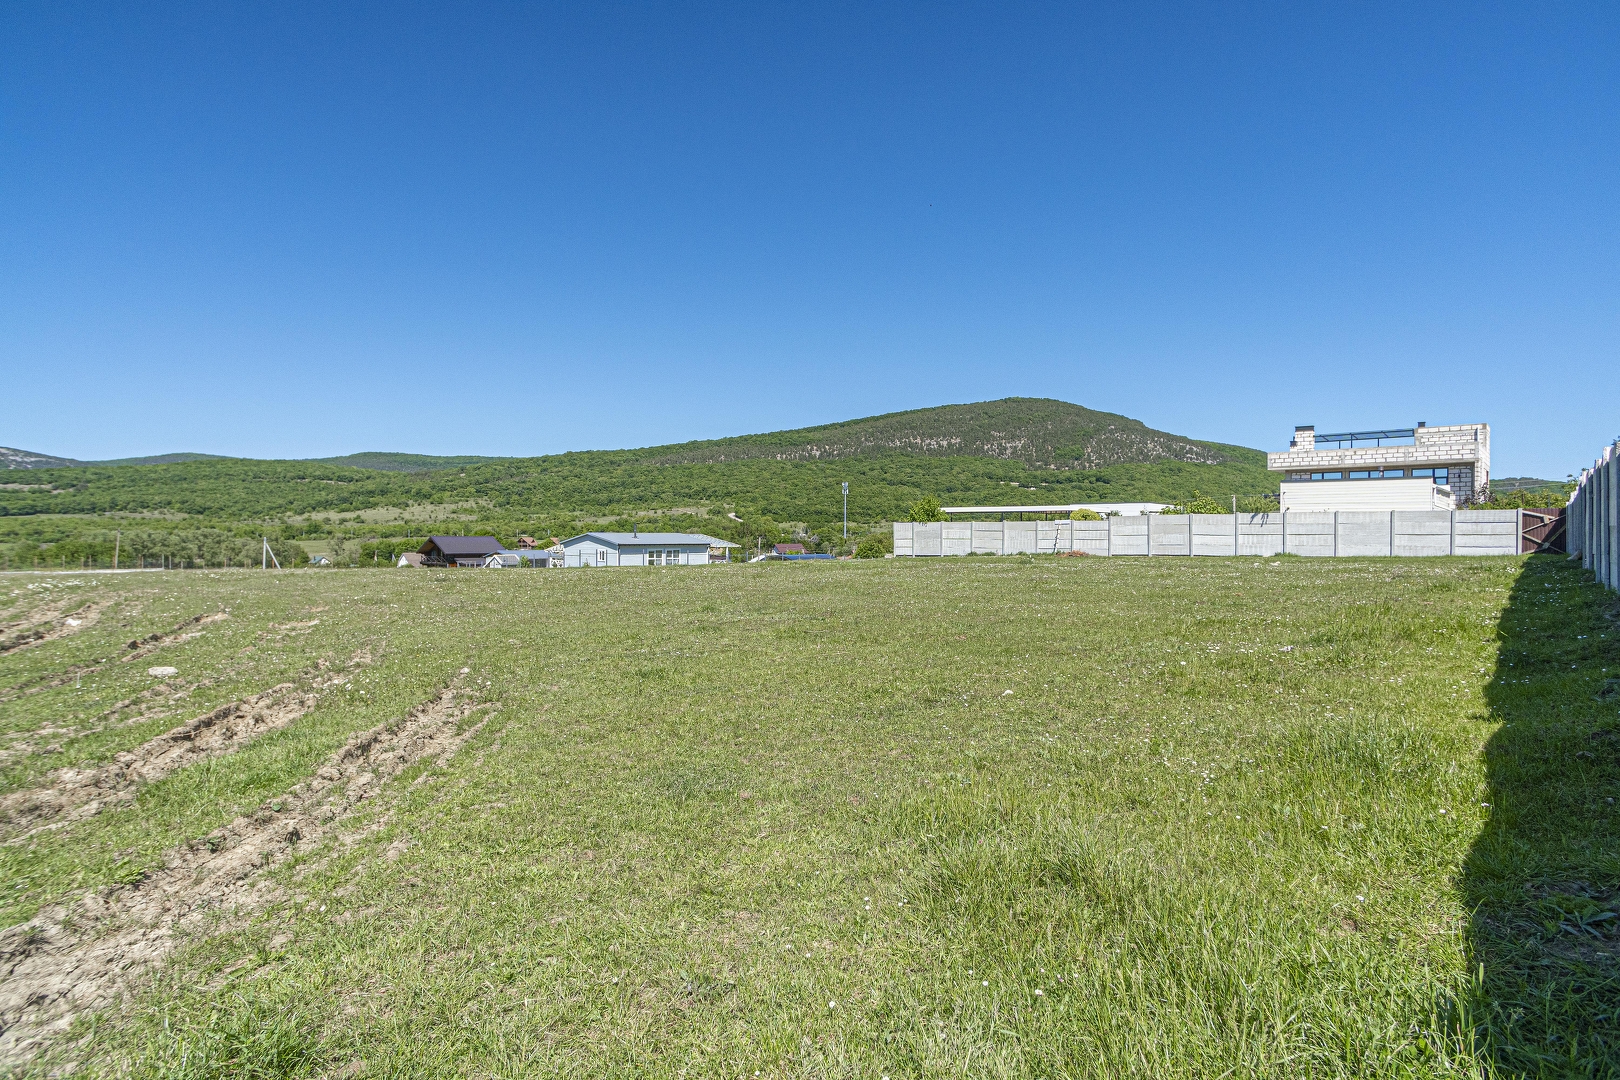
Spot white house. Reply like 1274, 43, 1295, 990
1267, 422, 1489, 511
559, 532, 738, 567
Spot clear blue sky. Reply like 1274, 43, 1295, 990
2, 3, 1615, 478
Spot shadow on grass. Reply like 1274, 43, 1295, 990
1467, 554, 1620, 1076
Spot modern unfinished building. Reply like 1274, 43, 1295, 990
1267, 422, 1490, 511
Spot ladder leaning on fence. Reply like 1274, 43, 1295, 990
1567, 440, 1620, 593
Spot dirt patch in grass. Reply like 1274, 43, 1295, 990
0, 599, 113, 656
0, 652, 374, 841
117, 610, 229, 663
0, 685, 489, 1067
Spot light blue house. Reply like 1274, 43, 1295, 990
559, 532, 737, 567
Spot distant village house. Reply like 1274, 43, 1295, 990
559, 532, 737, 567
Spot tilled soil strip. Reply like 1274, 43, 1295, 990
0, 685, 313, 842
117, 611, 229, 663
0, 600, 114, 657
0, 610, 227, 703
0, 653, 374, 842
0, 686, 489, 1066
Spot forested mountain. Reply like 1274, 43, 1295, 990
636, 398, 1254, 469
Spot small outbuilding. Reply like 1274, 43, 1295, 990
484, 551, 554, 568
559, 532, 737, 567
419, 536, 507, 568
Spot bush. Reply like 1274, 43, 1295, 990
1160, 490, 1229, 515
906, 496, 945, 522
1069, 508, 1102, 521
1476, 487, 1570, 510
855, 535, 887, 559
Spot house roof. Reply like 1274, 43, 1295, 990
560, 532, 738, 548
420, 535, 506, 557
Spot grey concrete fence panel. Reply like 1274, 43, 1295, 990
1569, 441, 1619, 592
895, 510, 1522, 560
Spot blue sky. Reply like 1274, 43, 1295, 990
2, 3, 1615, 478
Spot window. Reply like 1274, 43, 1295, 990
1306, 467, 1414, 481
1411, 468, 1449, 484
596, 549, 607, 564
646, 548, 682, 566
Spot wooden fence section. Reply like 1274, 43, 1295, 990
1568, 441, 1619, 592
895, 510, 1525, 559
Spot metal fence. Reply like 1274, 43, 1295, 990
895, 510, 1525, 558
1568, 441, 1619, 592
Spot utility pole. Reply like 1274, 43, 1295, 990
842, 482, 849, 539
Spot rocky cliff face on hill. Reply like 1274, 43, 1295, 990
639, 398, 1250, 470
1, 447, 83, 470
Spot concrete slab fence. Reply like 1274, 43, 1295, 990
894, 510, 1522, 559
1568, 441, 1620, 593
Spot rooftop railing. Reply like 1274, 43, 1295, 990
1313, 428, 1416, 448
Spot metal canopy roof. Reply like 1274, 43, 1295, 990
940, 503, 1169, 514
1313, 429, 1416, 446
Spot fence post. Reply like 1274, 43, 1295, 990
1281, 512, 1288, 555
1332, 511, 1339, 557
1146, 512, 1152, 557
1600, 443, 1613, 586
1449, 511, 1455, 557
1388, 510, 1395, 557
1233, 512, 1239, 556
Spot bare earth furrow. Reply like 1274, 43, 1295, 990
0, 600, 113, 657
117, 611, 229, 663
0, 651, 374, 841
0, 686, 488, 1066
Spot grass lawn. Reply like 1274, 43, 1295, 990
1, 554, 1616, 1078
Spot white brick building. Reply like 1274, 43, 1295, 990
1267, 422, 1489, 511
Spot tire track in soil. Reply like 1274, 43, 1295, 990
0, 600, 114, 657
0, 686, 491, 1066
117, 611, 229, 663
0, 652, 375, 842
0, 610, 226, 703
0, 646, 380, 769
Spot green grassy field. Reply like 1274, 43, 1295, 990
0, 554, 1615, 1078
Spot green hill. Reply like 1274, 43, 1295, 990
637, 398, 1256, 469
0, 400, 1279, 546
310, 453, 506, 472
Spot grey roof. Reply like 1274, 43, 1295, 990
561, 532, 738, 548
421, 535, 506, 557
